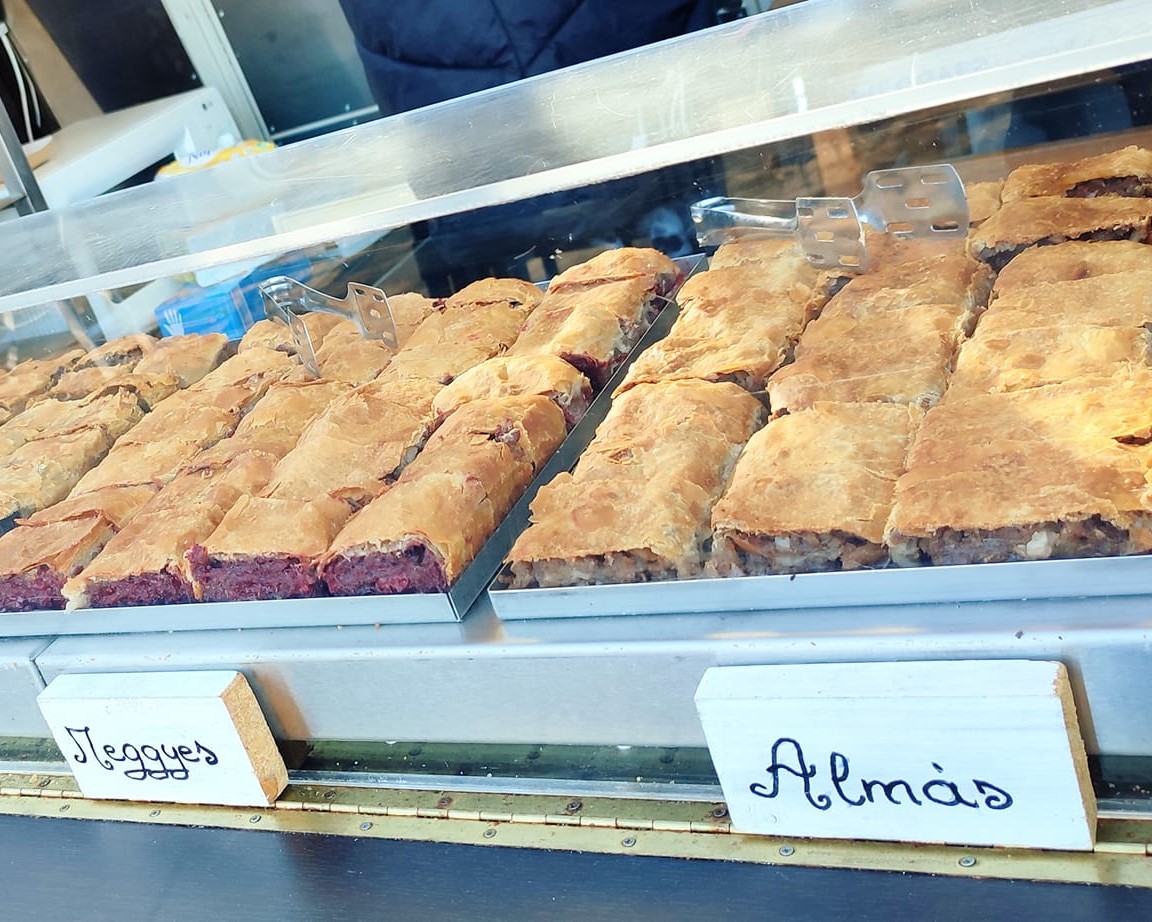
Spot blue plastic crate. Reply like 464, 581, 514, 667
156, 256, 313, 341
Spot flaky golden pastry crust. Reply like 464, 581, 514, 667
619, 263, 825, 393
0, 428, 113, 518
1000, 145, 1152, 202
134, 333, 229, 386
767, 305, 961, 412
73, 333, 157, 369
507, 277, 659, 387
431, 354, 591, 428
188, 346, 298, 395
232, 379, 350, 437
949, 323, 1150, 396
548, 247, 679, 294
263, 377, 443, 504
965, 180, 1003, 226
446, 277, 542, 311
0, 349, 84, 416
23, 483, 160, 529
970, 196, 1152, 268
708, 239, 803, 270
314, 338, 395, 384
982, 270, 1152, 332
990, 240, 1152, 294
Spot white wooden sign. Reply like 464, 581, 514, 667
694, 660, 1096, 851
38, 671, 288, 807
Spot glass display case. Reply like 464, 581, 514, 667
2, 0, 1152, 877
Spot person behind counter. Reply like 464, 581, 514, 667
338, 0, 744, 293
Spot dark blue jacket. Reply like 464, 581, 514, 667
339, 0, 719, 114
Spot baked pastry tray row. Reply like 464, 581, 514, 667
485, 553, 1152, 620
0, 259, 702, 638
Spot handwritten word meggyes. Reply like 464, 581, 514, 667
64, 725, 219, 782
748, 737, 1013, 811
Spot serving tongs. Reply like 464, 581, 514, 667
258, 275, 399, 377
691, 164, 968, 271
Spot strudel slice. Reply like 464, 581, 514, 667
970, 196, 1152, 270
885, 373, 1152, 566
618, 262, 825, 393
0, 349, 85, 421
87, 374, 181, 410
766, 303, 962, 412
0, 484, 160, 612
64, 450, 277, 608
949, 269, 1152, 395
41, 334, 156, 399
548, 247, 680, 296
0, 388, 144, 457
506, 277, 664, 388
831, 243, 993, 329
231, 378, 351, 438
991, 240, 1152, 295
72, 435, 231, 495
314, 338, 395, 385
949, 323, 1150, 396
322, 395, 566, 595
431, 355, 592, 429
134, 333, 229, 386
0, 516, 116, 611
114, 393, 244, 449
0, 428, 114, 521
263, 376, 443, 505
72, 333, 157, 370
184, 379, 350, 472
402, 290, 535, 357
68, 386, 256, 495
186, 346, 298, 395
505, 381, 764, 587
446, 277, 543, 311
374, 285, 538, 386
24, 483, 161, 528
1000, 145, 1152, 202
980, 270, 1152, 332
46, 365, 130, 401
710, 403, 918, 575
187, 495, 351, 602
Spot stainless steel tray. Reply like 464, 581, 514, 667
0, 593, 457, 637
0, 257, 703, 638
486, 554, 1152, 620
439, 274, 696, 621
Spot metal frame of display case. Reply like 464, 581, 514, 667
18, 594, 1152, 761
1, 0, 1152, 824
1, 0, 1149, 312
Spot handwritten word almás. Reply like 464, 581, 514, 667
748, 737, 1013, 811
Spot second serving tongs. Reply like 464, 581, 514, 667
691, 163, 969, 271
258, 275, 399, 377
